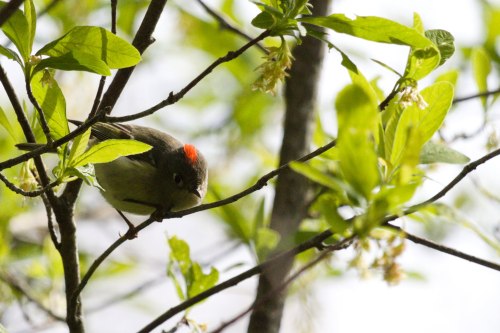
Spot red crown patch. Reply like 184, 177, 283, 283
183, 144, 198, 164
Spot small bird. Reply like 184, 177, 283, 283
85, 122, 208, 216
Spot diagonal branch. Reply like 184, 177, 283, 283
105, 30, 271, 123
209, 241, 349, 333
387, 223, 500, 271
73, 139, 337, 302
137, 233, 351, 333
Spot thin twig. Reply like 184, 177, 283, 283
73, 139, 337, 302
453, 87, 500, 103
194, 0, 268, 53
137, 233, 351, 333
387, 223, 500, 271
105, 30, 271, 123
0, 171, 58, 197
209, 241, 348, 333
41, 192, 60, 249
0, 272, 65, 322
25, 77, 52, 142
110, 0, 117, 34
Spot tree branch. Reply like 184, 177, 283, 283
387, 223, 500, 271
453, 87, 500, 103
137, 233, 351, 333
104, 30, 271, 123
209, 240, 349, 333
97, 0, 169, 116
73, 139, 337, 302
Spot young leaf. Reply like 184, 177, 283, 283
0, 2, 30, 61
254, 227, 280, 261
390, 82, 454, 167
68, 129, 91, 164
36, 26, 141, 69
471, 47, 492, 109
425, 29, 455, 66
71, 139, 152, 167
30, 71, 69, 140
0, 107, 17, 139
0, 45, 22, 65
336, 83, 380, 199
33, 51, 111, 76
24, 0, 36, 58
168, 236, 192, 277
300, 14, 435, 49
420, 141, 470, 164
290, 161, 345, 195
187, 263, 219, 299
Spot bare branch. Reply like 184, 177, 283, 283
210, 240, 350, 333
105, 30, 271, 123
453, 87, 500, 103
387, 223, 500, 271
137, 233, 352, 333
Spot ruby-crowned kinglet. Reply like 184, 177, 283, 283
18, 122, 208, 216
86, 122, 208, 215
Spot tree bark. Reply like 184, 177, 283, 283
247, 1, 329, 332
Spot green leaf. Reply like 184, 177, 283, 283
403, 45, 440, 81
317, 196, 350, 234
300, 14, 435, 49
420, 141, 470, 164
65, 164, 103, 189
168, 236, 192, 277
425, 29, 455, 66
187, 263, 219, 299
251, 11, 276, 29
435, 69, 459, 86
290, 161, 344, 193
471, 47, 491, 109
68, 129, 91, 164
37, 26, 141, 69
0, 106, 17, 139
391, 82, 454, 167
34, 51, 111, 76
30, 71, 69, 140
0, 45, 22, 64
71, 139, 152, 167
24, 0, 36, 58
254, 227, 280, 261
336, 83, 380, 199
0, 2, 30, 61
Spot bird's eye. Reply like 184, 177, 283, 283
173, 173, 184, 187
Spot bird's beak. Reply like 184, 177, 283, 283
191, 188, 202, 198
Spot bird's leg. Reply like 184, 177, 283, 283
116, 209, 138, 239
